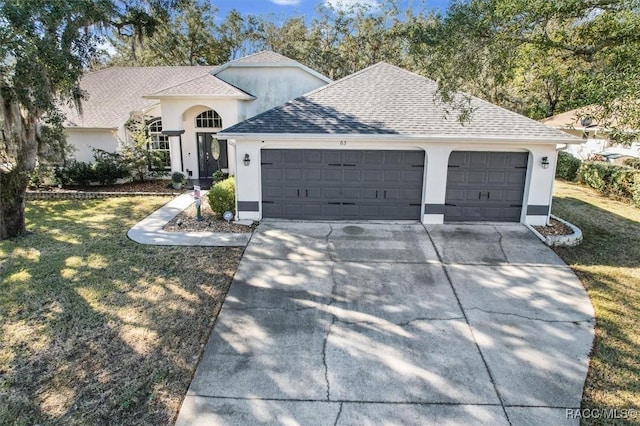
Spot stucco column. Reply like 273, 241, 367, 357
233, 140, 262, 221
524, 146, 557, 226
422, 145, 452, 224
162, 130, 185, 175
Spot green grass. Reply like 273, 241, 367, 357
0, 197, 243, 425
552, 180, 640, 425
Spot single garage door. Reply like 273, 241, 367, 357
261, 149, 424, 220
445, 151, 528, 222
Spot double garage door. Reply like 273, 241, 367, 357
260, 149, 528, 222
261, 149, 424, 220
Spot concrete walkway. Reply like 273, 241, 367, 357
176, 221, 595, 426
127, 193, 251, 246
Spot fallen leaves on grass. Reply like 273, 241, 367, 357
0, 197, 243, 425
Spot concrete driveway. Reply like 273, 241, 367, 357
176, 222, 594, 426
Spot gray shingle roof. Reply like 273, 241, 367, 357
231, 51, 297, 64
62, 66, 217, 128
221, 62, 579, 142
146, 74, 254, 98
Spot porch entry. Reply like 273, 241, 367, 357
197, 133, 228, 179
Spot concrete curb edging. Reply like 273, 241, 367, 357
26, 191, 181, 200
127, 192, 252, 247
527, 214, 583, 247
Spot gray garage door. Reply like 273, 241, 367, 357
261, 149, 424, 220
445, 151, 528, 222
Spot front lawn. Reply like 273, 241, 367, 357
552, 180, 640, 424
0, 197, 243, 425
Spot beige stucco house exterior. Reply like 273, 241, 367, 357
63, 51, 331, 179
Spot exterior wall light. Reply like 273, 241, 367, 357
541, 156, 550, 169
243, 153, 251, 166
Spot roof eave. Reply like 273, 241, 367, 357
213, 62, 332, 84
217, 132, 583, 145
142, 94, 256, 100
64, 126, 118, 131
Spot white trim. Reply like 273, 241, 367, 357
213, 62, 332, 84
142, 94, 255, 100
219, 132, 582, 145
64, 126, 118, 131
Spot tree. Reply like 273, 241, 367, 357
0, 0, 173, 239
409, 0, 640, 131
109, 0, 230, 66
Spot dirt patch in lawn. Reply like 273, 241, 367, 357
163, 196, 257, 233
0, 197, 243, 425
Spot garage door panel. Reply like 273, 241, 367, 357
363, 170, 382, 181
445, 151, 527, 222
304, 169, 322, 181
403, 169, 424, 183
343, 169, 362, 181
323, 169, 342, 181
261, 149, 425, 220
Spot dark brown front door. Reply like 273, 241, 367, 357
197, 133, 228, 178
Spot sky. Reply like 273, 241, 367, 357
211, 0, 451, 21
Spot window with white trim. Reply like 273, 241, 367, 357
148, 118, 171, 170
195, 109, 222, 128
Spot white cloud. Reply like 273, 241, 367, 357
324, 0, 380, 11
269, 0, 301, 5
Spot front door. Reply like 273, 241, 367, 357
197, 133, 228, 178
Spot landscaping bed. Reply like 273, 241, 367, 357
163, 196, 256, 233
28, 179, 183, 194
0, 197, 242, 425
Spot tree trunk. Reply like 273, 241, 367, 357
0, 167, 29, 239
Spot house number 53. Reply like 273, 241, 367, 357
339, 140, 347, 145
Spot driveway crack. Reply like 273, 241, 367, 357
467, 308, 594, 324
493, 226, 508, 263
334, 401, 343, 425
326, 224, 336, 262
333, 316, 466, 327
322, 261, 339, 401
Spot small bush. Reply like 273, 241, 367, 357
64, 160, 95, 186
92, 149, 129, 185
212, 170, 229, 184
577, 161, 640, 207
28, 164, 54, 189
555, 151, 581, 181
207, 177, 235, 217
623, 158, 640, 170
171, 171, 186, 183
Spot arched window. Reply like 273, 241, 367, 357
195, 109, 222, 128
148, 118, 171, 170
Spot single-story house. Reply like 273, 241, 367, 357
541, 106, 640, 160
62, 51, 332, 179
220, 62, 582, 226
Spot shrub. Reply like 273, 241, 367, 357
212, 170, 229, 184
207, 177, 235, 217
91, 149, 129, 185
623, 158, 640, 170
577, 161, 640, 207
555, 151, 581, 181
28, 164, 54, 189
63, 160, 95, 186
171, 171, 186, 183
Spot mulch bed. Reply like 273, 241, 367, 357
163, 197, 256, 233
533, 217, 574, 236
28, 180, 183, 194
